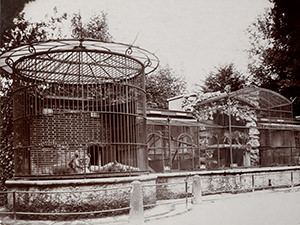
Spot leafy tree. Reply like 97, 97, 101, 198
1, 10, 67, 51
0, 0, 35, 44
247, 0, 300, 116
247, 9, 274, 87
71, 12, 112, 41
201, 63, 247, 93
1, 9, 112, 52
146, 65, 186, 109
0, 75, 13, 196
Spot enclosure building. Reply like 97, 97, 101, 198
0, 39, 158, 177
146, 87, 300, 172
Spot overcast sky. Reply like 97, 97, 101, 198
23, 0, 272, 90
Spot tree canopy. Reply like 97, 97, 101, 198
71, 13, 112, 41
1, 9, 112, 53
201, 63, 247, 93
145, 65, 186, 109
0, 0, 35, 44
247, 0, 300, 116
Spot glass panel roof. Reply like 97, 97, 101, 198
197, 87, 291, 109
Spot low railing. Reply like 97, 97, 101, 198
0, 185, 132, 222
0, 177, 192, 224
0, 171, 298, 224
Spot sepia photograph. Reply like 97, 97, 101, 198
1, 0, 300, 224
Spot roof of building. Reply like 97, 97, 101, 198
187, 87, 291, 110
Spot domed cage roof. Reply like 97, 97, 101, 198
192, 86, 293, 120
198, 86, 291, 110
232, 87, 292, 110
0, 39, 159, 84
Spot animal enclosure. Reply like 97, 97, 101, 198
0, 39, 158, 177
146, 88, 300, 172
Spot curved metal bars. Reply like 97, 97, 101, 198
13, 49, 143, 83
0, 39, 159, 76
4, 56, 14, 68
28, 44, 36, 55
195, 86, 291, 110
232, 86, 291, 110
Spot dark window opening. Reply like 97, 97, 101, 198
88, 145, 101, 166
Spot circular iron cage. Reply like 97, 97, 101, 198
0, 39, 159, 177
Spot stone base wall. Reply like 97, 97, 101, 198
156, 166, 300, 199
5, 166, 300, 219
5, 175, 157, 219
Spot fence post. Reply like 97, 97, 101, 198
185, 176, 188, 208
252, 175, 255, 192
13, 191, 16, 222
192, 175, 202, 204
129, 180, 144, 225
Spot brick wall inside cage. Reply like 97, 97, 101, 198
12, 92, 147, 176
29, 112, 107, 175
15, 109, 145, 176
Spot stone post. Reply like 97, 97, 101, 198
192, 175, 202, 204
243, 151, 251, 167
129, 180, 144, 225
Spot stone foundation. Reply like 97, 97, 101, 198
5, 166, 300, 219
5, 175, 157, 219
156, 166, 300, 199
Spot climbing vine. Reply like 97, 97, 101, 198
182, 90, 261, 166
